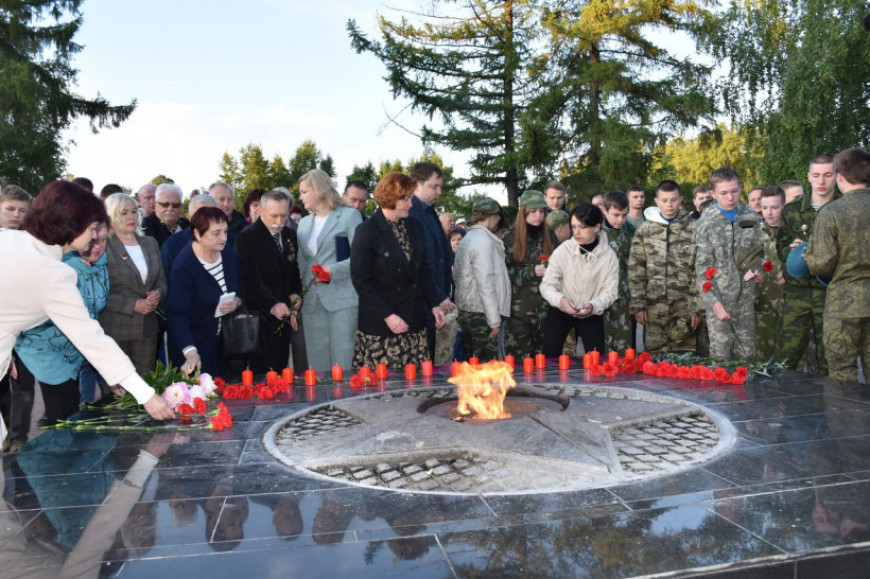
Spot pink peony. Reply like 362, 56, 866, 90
199, 373, 217, 396
162, 382, 191, 409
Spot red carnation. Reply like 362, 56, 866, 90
177, 403, 194, 416
193, 398, 207, 414
702, 281, 713, 293
538, 254, 549, 265
602, 362, 619, 377
312, 264, 331, 283
678, 366, 693, 379
642, 361, 658, 374
350, 375, 365, 389
637, 351, 653, 365
762, 260, 774, 272
713, 367, 731, 383
705, 267, 718, 280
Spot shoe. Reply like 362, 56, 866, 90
9, 440, 24, 453
1, 437, 10, 453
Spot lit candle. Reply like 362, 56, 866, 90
305, 369, 317, 386
559, 355, 570, 370
468, 356, 480, 366
451, 361, 461, 377
241, 368, 253, 387
266, 369, 278, 385
590, 350, 600, 365
421, 360, 433, 377
359, 367, 372, 381
624, 348, 636, 361
523, 357, 534, 373
535, 353, 546, 369
608, 351, 620, 364
331, 365, 344, 382
376, 363, 388, 379
504, 354, 515, 369
582, 354, 591, 369
282, 367, 293, 383
405, 364, 417, 380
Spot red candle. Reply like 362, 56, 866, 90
421, 360, 433, 377
405, 364, 417, 380
590, 350, 600, 365
376, 363, 388, 379
522, 357, 534, 373
535, 353, 546, 369
451, 361, 461, 377
608, 351, 620, 364
359, 367, 372, 381
266, 369, 279, 385
559, 354, 571, 370
504, 354, 515, 369
282, 367, 293, 383
331, 365, 344, 382
582, 354, 591, 369
305, 369, 317, 386
241, 368, 253, 387
468, 356, 480, 366
305, 384, 317, 402
624, 348, 636, 361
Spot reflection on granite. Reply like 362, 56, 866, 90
1, 369, 868, 577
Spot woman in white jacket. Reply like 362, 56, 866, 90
453, 197, 510, 361
540, 203, 619, 358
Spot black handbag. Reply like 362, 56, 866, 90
220, 304, 265, 359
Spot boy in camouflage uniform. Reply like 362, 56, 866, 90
695, 168, 763, 362
628, 181, 702, 353
503, 191, 556, 358
602, 190, 635, 352
776, 155, 840, 374
755, 186, 786, 361
804, 147, 870, 382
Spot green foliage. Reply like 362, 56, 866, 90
700, 0, 870, 182
0, 0, 135, 193
150, 174, 174, 185
345, 161, 379, 192
238, 143, 270, 194
286, 139, 335, 198
218, 152, 242, 191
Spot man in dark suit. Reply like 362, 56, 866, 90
234, 190, 303, 373
143, 183, 190, 248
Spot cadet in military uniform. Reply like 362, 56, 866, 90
755, 186, 786, 361
453, 198, 511, 361
804, 147, 870, 382
503, 191, 555, 359
628, 181, 701, 353
776, 155, 840, 374
695, 168, 763, 361
601, 190, 635, 352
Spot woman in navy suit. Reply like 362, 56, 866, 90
296, 170, 363, 371
350, 173, 445, 369
165, 207, 241, 376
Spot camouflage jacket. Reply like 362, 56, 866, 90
755, 222, 783, 314
695, 203, 763, 310
604, 222, 633, 305
628, 208, 701, 314
776, 192, 841, 288
502, 226, 555, 316
804, 188, 870, 319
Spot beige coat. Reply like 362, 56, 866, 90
540, 230, 619, 316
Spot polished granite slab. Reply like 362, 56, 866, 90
2, 368, 869, 578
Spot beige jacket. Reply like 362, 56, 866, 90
540, 230, 619, 316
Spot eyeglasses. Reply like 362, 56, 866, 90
157, 201, 182, 209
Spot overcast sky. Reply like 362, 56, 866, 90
63, 0, 467, 196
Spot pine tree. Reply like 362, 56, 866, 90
238, 144, 270, 195
0, 0, 135, 192
218, 152, 242, 191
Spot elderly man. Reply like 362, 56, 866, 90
209, 182, 246, 235
439, 211, 455, 236
160, 194, 221, 277
143, 183, 189, 248
137, 184, 156, 218
235, 190, 304, 373
342, 181, 369, 217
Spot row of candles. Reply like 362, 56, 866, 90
239, 348, 638, 387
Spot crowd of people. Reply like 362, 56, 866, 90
1, 149, 868, 453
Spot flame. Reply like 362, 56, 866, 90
447, 361, 516, 419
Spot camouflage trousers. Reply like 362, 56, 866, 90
434, 309, 459, 366
755, 306, 782, 363
706, 293, 756, 362
643, 301, 697, 354
779, 284, 828, 374
505, 310, 545, 359
457, 310, 504, 361
604, 298, 634, 352
822, 317, 870, 383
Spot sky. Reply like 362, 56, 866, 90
63, 0, 468, 197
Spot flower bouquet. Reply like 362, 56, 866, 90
276, 264, 332, 335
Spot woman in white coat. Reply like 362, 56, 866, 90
0, 181, 174, 423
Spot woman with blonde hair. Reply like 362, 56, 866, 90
350, 173, 445, 369
296, 169, 363, 371
101, 193, 167, 374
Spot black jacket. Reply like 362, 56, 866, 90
350, 210, 440, 336
234, 219, 302, 316
142, 214, 189, 249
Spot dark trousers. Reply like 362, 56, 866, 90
0, 354, 35, 442
40, 378, 81, 426
542, 306, 605, 358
